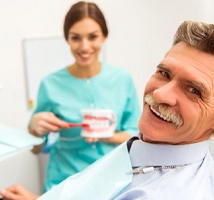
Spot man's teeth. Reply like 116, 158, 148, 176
150, 106, 172, 122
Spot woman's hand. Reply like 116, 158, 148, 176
0, 184, 39, 200
84, 131, 132, 144
84, 138, 99, 143
29, 112, 69, 137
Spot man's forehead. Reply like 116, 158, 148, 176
163, 43, 214, 71
159, 43, 214, 94
168, 42, 214, 60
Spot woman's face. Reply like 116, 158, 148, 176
67, 17, 106, 68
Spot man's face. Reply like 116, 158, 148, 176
139, 42, 214, 144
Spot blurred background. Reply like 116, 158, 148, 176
0, 0, 214, 195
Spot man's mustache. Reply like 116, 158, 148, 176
144, 94, 183, 128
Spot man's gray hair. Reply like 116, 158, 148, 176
173, 21, 214, 55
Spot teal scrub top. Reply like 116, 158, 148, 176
33, 63, 141, 192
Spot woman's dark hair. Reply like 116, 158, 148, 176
64, 1, 108, 41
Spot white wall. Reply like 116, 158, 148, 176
0, 0, 213, 194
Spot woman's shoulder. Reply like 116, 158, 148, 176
102, 63, 131, 77
41, 67, 69, 82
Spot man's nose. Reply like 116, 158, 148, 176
152, 82, 178, 106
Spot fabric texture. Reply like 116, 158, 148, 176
113, 137, 214, 200
38, 137, 214, 200
32, 63, 141, 192
38, 143, 132, 200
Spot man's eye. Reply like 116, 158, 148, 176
160, 71, 170, 79
189, 87, 200, 95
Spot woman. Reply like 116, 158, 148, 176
0, 1, 140, 198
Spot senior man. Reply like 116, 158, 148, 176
1, 20, 214, 200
